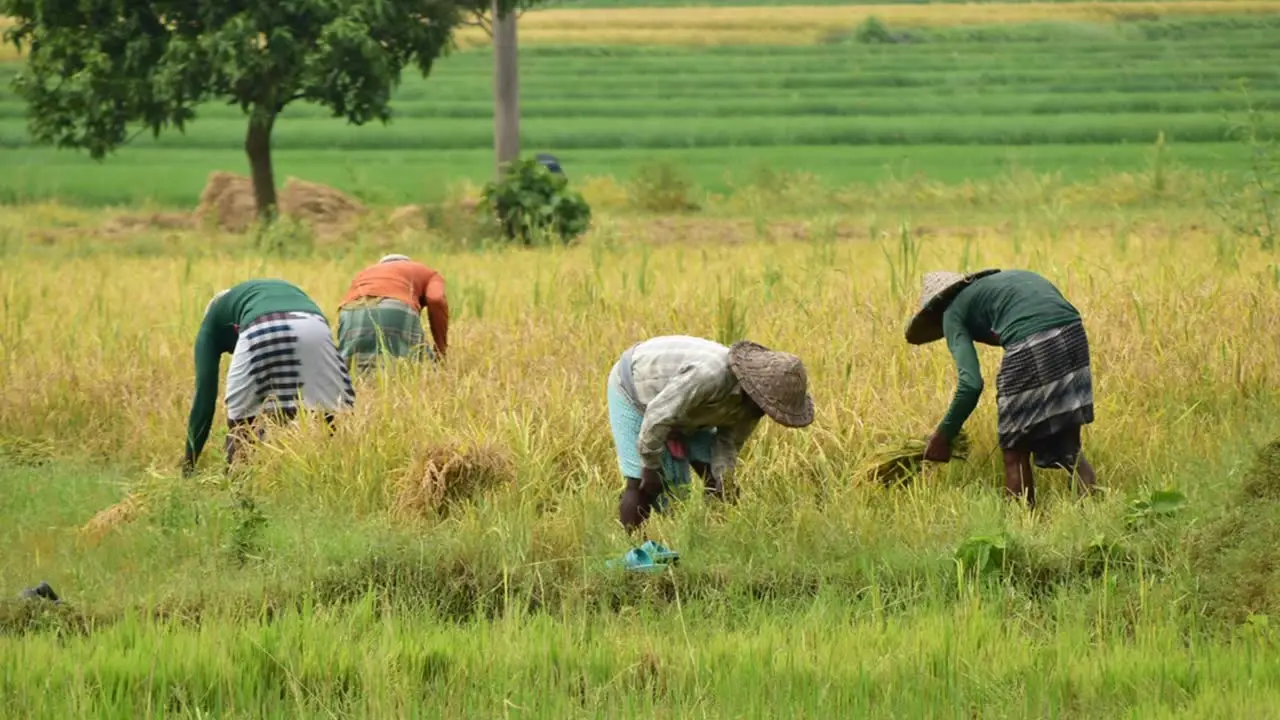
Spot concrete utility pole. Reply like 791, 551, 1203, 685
492, 0, 520, 181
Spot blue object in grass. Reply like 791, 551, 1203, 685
639, 540, 679, 564
536, 153, 564, 176
606, 541, 680, 573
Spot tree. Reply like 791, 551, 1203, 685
1, 0, 528, 220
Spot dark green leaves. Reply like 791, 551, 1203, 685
4, 0, 524, 157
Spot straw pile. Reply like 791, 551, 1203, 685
195, 171, 260, 232
78, 492, 147, 543
861, 431, 973, 486
393, 442, 517, 519
193, 171, 367, 233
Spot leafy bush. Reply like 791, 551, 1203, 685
479, 157, 592, 245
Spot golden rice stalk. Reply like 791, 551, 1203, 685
78, 492, 147, 542
862, 431, 972, 487
392, 442, 517, 520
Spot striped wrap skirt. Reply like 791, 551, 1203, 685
337, 297, 433, 372
995, 320, 1094, 470
225, 311, 356, 422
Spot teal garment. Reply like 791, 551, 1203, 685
185, 279, 325, 465
938, 270, 1081, 439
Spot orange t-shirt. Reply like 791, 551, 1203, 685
339, 261, 449, 355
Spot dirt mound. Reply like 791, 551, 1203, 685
1190, 438, 1280, 625
193, 171, 367, 234
393, 442, 516, 519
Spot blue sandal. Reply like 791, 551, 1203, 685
606, 546, 667, 573
606, 541, 681, 573
639, 540, 680, 565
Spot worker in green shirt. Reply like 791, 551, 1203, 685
905, 269, 1097, 509
183, 279, 356, 475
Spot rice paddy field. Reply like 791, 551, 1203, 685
5, 0, 1280, 716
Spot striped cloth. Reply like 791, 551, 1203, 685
607, 361, 716, 512
224, 311, 356, 422
995, 320, 1094, 469
336, 297, 434, 372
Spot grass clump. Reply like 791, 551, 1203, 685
1190, 438, 1280, 625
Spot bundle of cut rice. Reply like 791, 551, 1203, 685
862, 431, 972, 487
79, 492, 147, 542
393, 442, 517, 519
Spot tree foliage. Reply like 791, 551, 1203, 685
1, 0, 529, 218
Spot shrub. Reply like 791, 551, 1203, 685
479, 157, 593, 246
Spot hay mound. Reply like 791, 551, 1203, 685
195, 171, 259, 232
860, 431, 972, 486
1190, 438, 1280, 625
193, 171, 366, 233
388, 204, 426, 230
279, 177, 367, 229
393, 443, 516, 519
79, 493, 146, 543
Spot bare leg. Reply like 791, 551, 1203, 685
1071, 453, 1097, 497
1002, 449, 1036, 510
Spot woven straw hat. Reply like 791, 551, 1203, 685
728, 341, 815, 428
905, 269, 1001, 345
379, 254, 411, 264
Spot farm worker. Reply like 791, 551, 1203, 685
336, 254, 449, 371
182, 279, 356, 475
607, 335, 816, 532
906, 269, 1097, 509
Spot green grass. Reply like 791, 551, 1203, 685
0, 15, 1278, 206
0, 142, 1253, 207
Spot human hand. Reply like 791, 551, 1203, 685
639, 466, 664, 495
923, 431, 952, 463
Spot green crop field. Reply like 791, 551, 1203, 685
1, 13, 1278, 207
5, 1, 1280, 716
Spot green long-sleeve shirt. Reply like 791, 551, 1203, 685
185, 279, 324, 466
937, 270, 1081, 439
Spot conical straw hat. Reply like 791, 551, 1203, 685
905, 269, 1001, 345
728, 341, 815, 428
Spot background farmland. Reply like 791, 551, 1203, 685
1, 5, 1279, 206
4, 1, 1280, 717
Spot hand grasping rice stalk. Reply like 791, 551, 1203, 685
862, 430, 973, 487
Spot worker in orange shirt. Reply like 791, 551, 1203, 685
336, 254, 449, 372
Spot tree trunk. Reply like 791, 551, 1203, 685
492, 0, 519, 181
245, 108, 278, 222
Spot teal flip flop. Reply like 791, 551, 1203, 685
606, 546, 668, 574
639, 540, 680, 565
